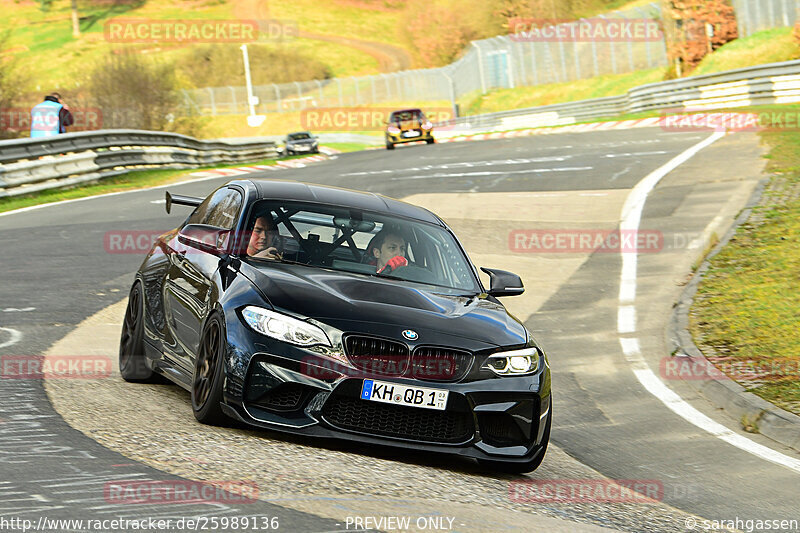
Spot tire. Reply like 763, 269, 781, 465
426, 138, 435, 145
386, 141, 395, 150
119, 281, 154, 382
477, 397, 551, 474
191, 313, 229, 425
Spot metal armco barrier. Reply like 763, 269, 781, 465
0, 130, 277, 198
435, 59, 800, 134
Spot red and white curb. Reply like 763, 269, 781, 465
436, 116, 665, 143
378, 113, 757, 149
186, 150, 337, 179
368, 117, 665, 149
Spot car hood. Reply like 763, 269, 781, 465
240, 263, 527, 349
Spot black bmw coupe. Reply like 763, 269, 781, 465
119, 179, 552, 472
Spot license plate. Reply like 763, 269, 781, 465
360, 379, 448, 410
402, 130, 420, 138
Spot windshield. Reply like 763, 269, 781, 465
390, 110, 423, 122
243, 200, 480, 293
288, 133, 311, 140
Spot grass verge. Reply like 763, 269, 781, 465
689, 104, 800, 416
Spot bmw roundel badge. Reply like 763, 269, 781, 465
402, 329, 418, 341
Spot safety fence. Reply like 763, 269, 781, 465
434, 59, 800, 134
179, 1, 800, 117
732, 0, 799, 37
180, 2, 667, 116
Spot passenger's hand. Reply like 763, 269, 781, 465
378, 255, 407, 274
253, 247, 281, 260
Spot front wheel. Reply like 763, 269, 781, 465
426, 138, 435, 145
119, 281, 154, 382
386, 140, 395, 150
477, 397, 551, 474
191, 313, 229, 425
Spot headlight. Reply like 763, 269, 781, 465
387, 126, 401, 134
241, 306, 331, 347
422, 121, 433, 130
483, 347, 540, 376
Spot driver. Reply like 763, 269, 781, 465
247, 215, 282, 260
369, 228, 408, 274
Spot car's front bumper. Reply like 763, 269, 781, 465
221, 344, 551, 462
387, 129, 434, 144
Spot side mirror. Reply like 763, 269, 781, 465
480, 267, 524, 297
177, 224, 230, 257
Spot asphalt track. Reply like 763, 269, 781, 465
2, 127, 799, 532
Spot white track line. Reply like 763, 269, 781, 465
617, 130, 800, 474
0, 327, 22, 349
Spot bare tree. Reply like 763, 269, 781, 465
71, 0, 80, 38
87, 51, 179, 131
0, 31, 31, 139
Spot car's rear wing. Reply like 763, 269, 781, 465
165, 191, 202, 214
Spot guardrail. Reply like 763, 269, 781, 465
435, 59, 800, 134
0, 130, 278, 198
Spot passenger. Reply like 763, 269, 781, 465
247, 215, 282, 260
368, 228, 408, 274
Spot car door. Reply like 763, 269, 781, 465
163, 187, 243, 373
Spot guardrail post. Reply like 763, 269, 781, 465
557, 34, 568, 82
768, 0, 775, 28
294, 81, 302, 109
352, 77, 360, 106
572, 23, 581, 80
227, 86, 237, 114
500, 38, 516, 89
337, 78, 343, 107
316, 80, 323, 106
546, 40, 559, 83
598, 15, 617, 75
272, 84, 281, 113
530, 43, 539, 85
636, 7, 653, 69
370, 76, 376, 104
472, 42, 487, 94
394, 73, 402, 101
442, 71, 457, 118
515, 40, 527, 86
206, 87, 216, 116
627, 38, 634, 72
